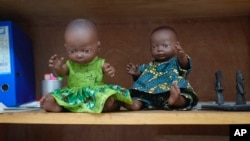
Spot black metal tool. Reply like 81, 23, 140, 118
201, 70, 250, 111
236, 70, 246, 105
215, 71, 224, 105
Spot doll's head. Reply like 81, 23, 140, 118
150, 26, 178, 62
64, 19, 100, 64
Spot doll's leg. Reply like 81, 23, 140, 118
168, 82, 187, 107
122, 100, 143, 111
40, 93, 63, 112
102, 96, 120, 112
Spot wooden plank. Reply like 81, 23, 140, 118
1, 124, 229, 141
0, 0, 250, 22
0, 110, 250, 125
156, 135, 228, 141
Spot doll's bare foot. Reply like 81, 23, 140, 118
123, 100, 142, 111
40, 93, 63, 112
168, 82, 186, 106
102, 96, 120, 112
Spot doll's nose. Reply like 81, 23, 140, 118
157, 46, 164, 52
76, 52, 84, 58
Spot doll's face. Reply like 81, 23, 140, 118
64, 28, 100, 64
150, 30, 177, 62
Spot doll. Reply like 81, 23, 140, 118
40, 19, 132, 113
125, 26, 198, 110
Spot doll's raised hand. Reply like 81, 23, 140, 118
48, 54, 68, 76
174, 42, 186, 59
174, 42, 189, 69
102, 62, 116, 77
126, 63, 141, 76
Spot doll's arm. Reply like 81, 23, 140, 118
102, 62, 116, 77
48, 54, 69, 77
126, 63, 141, 81
174, 42, 189, 70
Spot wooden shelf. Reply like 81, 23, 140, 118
1, 110, 250, 125
0, 0, 250, 23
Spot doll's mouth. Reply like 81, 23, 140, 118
156, 54, 166, 57
76, 58, 84, 61
73, 59, 86, 64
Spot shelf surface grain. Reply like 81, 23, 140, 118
0, 0, 250, 22
1, 110, 250, 125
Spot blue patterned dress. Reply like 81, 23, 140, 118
130, 57, 198, 110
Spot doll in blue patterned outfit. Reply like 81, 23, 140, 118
125, 26, 198, 110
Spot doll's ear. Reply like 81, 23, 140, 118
97, 41, 101, 52
97, 41, 101, 46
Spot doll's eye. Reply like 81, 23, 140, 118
163, 44, 169, 48
152, 45, 156, 49
69, 50, 75, 54
84, 49, 91, 53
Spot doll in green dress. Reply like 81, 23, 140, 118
40, 19, 132, 113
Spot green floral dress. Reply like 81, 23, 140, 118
51, 57, 132, 113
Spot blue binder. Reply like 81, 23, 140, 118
0, 21, 35, 107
